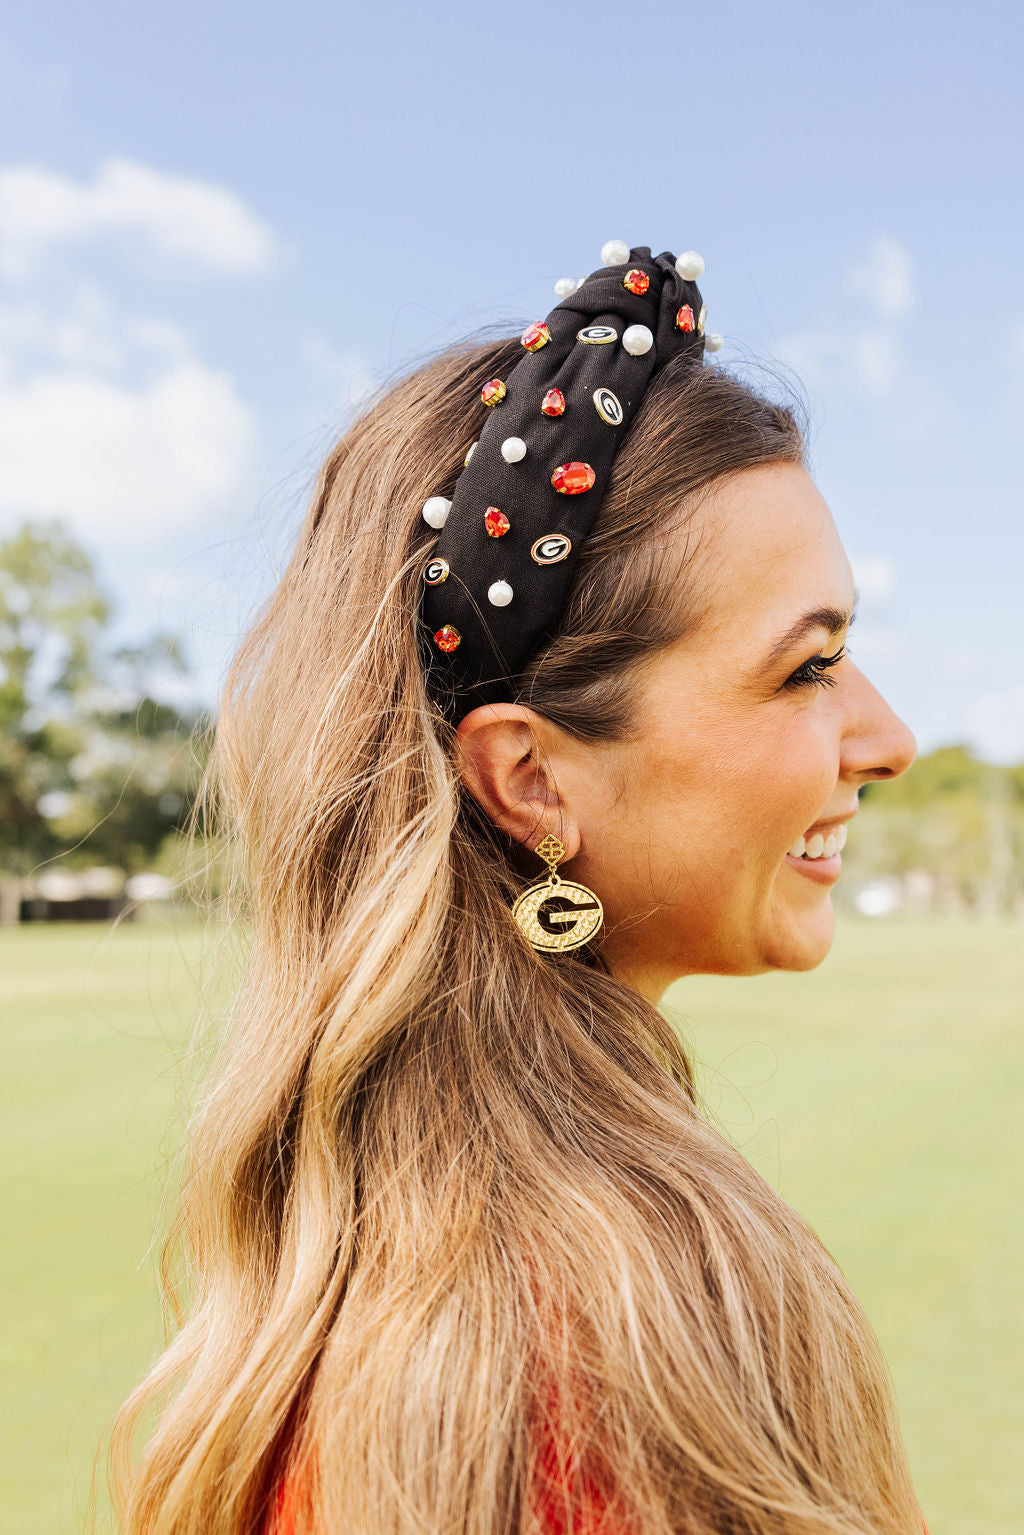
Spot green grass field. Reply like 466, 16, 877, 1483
2, 919, 1021, 1534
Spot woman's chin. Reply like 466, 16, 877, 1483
761, 894, 836, 972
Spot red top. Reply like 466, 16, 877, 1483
266, 1453, 929, 1534
266, 1460, 614, 1534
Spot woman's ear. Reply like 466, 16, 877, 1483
454, 703, 581, 860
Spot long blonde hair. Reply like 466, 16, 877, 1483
111, 339, 923, 1534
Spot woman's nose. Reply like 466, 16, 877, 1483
840, 662, 917, 784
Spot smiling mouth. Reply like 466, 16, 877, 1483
784, 821, 848, 885
787, 824, 848, 861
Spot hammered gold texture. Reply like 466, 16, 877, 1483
511, 877, 604, 953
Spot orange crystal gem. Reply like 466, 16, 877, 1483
541, 388, 566, 417
623, 268, 650, 296
551, 461, 595, 495
481, 378, 507, 407
675, 304, 696, 332
484, 506, 510, 537
521, 321, 552, 352
434, 624, 461, 652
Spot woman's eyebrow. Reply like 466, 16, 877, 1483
761, 594, 859, 670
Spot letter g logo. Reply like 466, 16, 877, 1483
531, 534, 572, 565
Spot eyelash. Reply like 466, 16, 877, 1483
784, 646, 847, 691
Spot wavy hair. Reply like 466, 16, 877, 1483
109, 337, 923, 1534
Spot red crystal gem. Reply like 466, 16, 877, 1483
434, 624, 461, 653
484, 506, 510, 537
521, 321, 552, 352
623, 268, 650, 296
481, 378, 507, 407
551, 461, 595, 496
675, 304, 696, 333
541, 388, 566, 417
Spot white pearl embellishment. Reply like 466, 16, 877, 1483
501, 436, 527, 463
554, 277, 576, 299
622, 324, 654, 356
675, 251, 705, 280
705, 332, 724, 352
487, 580, 513, 607
464, 441, 477, 466
600, 239, 630, 267
422, 496, 452, 528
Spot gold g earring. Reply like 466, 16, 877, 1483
510, 833, 604, 954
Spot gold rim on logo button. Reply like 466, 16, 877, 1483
577, 325, 618, 345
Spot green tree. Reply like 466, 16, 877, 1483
0, 520, 205, 919
46, 694, 207, 876
0, 522, 109, 881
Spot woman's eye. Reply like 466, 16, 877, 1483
783, 647, 846, 691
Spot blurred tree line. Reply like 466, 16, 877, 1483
835, 745, 1024, 917
0, 520, 207, 922
1, 521, 1022, 922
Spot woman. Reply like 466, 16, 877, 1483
112, 245, 928, 1534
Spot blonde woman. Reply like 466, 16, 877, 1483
112, 245, 929, 1534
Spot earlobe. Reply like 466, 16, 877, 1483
454, 703, 580, 859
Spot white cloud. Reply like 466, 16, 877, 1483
849, 326, 902, 397
773, 321, 905, 401
848, 235, 915, 321
775, 236, 915, 399
0, 158, 271, 552
0, 284, 191, 383
0, 358, 255, 544
773, 236, 958, 446
0, 157, 279, 279
0, 157, 275, 689
0, 277, 256, 550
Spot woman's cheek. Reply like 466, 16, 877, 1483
772, 712, 836, 806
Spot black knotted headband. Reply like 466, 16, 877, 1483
418, 244, 718, 718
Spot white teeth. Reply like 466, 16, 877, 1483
789, 823, 850, 861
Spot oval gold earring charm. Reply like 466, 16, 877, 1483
511, 833, 604, 954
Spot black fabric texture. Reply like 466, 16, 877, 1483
419, 246, 706, 718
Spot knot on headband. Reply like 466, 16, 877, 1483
418, 243, 721, 718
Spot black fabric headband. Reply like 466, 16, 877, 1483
418, 242, 720, 719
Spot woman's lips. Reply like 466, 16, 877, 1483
785, 849, 842, 884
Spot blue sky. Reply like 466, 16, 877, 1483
0, 0, 1021, 757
